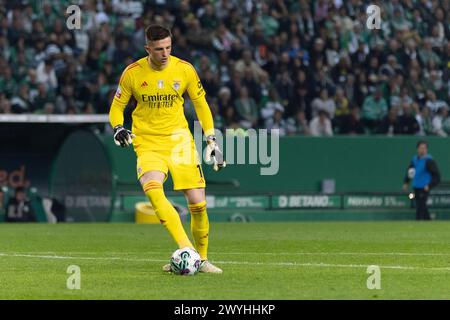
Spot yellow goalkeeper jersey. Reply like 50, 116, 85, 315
109, 55, 211, 151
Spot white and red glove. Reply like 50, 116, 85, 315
205, 135, 226, 171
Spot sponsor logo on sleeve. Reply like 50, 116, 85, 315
115, 86, 122, 99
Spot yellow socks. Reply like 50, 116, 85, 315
143, 180, 210, 260
188, 200, 209, 260
143, 180, 193, 249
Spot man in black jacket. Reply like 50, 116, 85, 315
5, 187, 36, 222
402, 141, 441, 220
396, 102, 420, 135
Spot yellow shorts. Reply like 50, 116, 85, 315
135, 141, 205, 191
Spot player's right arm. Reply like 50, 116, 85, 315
403, 160, 414, 191
109, 68, 135, 147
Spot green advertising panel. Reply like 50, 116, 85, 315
272, 195, 341, 209
429, 194, 450, 208
207, 195, 269, 209
344, 195, 410, 208
121, 195, 271, 211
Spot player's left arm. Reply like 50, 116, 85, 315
426, 158, 441, 189
185, 63, 226, 171
109, 68, 136, 147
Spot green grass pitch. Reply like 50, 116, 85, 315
0, 221, 449, 299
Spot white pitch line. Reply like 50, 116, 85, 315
0, 253, 166, 263
212, 252, 450, 257
0, 252, 449, 272
4, 251, 450, 257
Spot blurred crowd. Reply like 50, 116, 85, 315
0, 0, 449, 136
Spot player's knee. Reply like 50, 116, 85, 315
188, 200, 207, 215
143, 180, 166, 205
139, 171, 164, 186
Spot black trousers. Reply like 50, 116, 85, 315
414, 188, 430, 220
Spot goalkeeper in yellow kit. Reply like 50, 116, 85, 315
109, 25, 225, 273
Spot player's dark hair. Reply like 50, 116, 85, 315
145, 25, 172, 42
416, 140, 427, 148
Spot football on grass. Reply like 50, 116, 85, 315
170, 247, 201, 275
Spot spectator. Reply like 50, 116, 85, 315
292, 71, 312, 118
400, 38, 419, 69
257, 72, 272, 107
260, 88, 284, 122
35, 101, 56, 115
32, 83, 55, 112
265, 106, 288, 136
406, 68, 427, 103
378, 107, 399, 136
5, 187, 36, 223
427, 69, 446, 99
354, 72, 369, 108
10, 83, 32, 113
310, 110, 333, 137
257, 2, 280, 37
343, 74, 355, 106
235, 49, 267, 82
234, 86, 258, 129
287, 36, 305, 60
326, 39, 341, 68
217, 86, 233, 111
209, 99, 225, 132
242, 68, 261, 102
199, 4, 219, 31
36, 57, 58, 91
362, 86, 388, 132
287, 110, 310, 136
396, 102, 420, 135
296, 3, 315, 43
419, 38, 442, 67
311, 88, 336, 119
331, 55, 352, 86
432, 106, 450, 137
275, 70, 294, 110
338, 107, 365, 135
0, 65, 17, 97
223, 105, 241, 130
212, 22, 236, 52
390, 7, 412, 33
334, 87, 350, 117
56, 84, 82, 113
415, 104, 433, 136
379, 55, 403, 79
226, 70, 244, 99
0, 97, 12, 114
425, 90, 449, 115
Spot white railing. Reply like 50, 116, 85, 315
0, 114, 110, 123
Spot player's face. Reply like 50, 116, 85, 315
417, 144, 427, 157
145, 37, 172, 66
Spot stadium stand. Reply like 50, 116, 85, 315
0, 0, 448, 136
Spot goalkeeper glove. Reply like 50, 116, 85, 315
113, 125, 135, 147
205, 135, 226, 171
